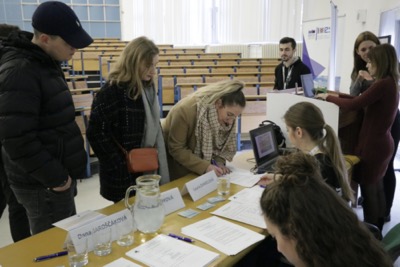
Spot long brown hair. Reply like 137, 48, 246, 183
351, 31, 380, 81
108, 36, 159, 99
367, 43, 400, 90
260, 152, 393, 267
284, 102, 353, 201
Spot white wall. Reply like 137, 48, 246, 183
304, 0, 400, 92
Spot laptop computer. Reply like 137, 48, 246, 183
249, 124, 280, 174
300, 73, 315, 98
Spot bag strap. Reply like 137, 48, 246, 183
111, 135, 128, 156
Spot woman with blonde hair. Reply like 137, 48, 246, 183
162, 79, 246, 180
87, 36, 169, 202
260, 152, 393, 267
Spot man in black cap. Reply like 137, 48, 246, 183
0, 1, 93, 234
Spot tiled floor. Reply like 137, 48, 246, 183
0, 151, 399, 266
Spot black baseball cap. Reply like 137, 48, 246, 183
32, 1, 93, 49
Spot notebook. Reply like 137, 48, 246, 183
301, 73, 315, 98
249, 124, 280, 174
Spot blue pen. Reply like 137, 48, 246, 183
33, 250, 68, 262
211, 159, 218, 166
259, 185, 266, 188
168, 233, 195, 243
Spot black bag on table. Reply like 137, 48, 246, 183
259, 120, 286, 148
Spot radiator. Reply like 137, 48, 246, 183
206, 44, 250, 58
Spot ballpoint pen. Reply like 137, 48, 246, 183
33, 250, 68, 262
211, 159, 218, 166
168, 233, 194, 243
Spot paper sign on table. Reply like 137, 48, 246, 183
161, 187, 185, 215
181, 171, 218, 201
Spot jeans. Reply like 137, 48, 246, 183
11, 180, 77, 235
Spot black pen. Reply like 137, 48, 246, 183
168, 233, 194, 243
33, 250, 68, 262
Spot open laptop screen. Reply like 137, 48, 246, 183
301, 73, 315, 98
249, 124, 280, 171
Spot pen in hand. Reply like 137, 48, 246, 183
33, 250, 68, 262
168, 233, 194, 243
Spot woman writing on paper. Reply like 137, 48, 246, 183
258, 102, 353, 202
316, 44, 399, 230
162, 79, 246, 181
350, 31, 400, 223
87, 36, 169, 202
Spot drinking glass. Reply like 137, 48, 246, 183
92, 227, 112, 256
217, 176, 230, 196
67, 239, 88, 267
116, 219, 135, 247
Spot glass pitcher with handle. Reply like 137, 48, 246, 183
124, 174, 165, 234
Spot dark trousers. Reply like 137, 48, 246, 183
11, 180, 77, 235
360, 179, 386, 230
0, 159, 31, 242
383, 110, 400, 216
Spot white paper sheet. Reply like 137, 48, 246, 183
53, 210, 106, 231
224, 165, 263, 187
126, 234, 220, 267
228, 186, 265, 204
211, 200, 266, 229
103, 257, 143, 267
181, 216, 265, 255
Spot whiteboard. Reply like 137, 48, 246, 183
266, 93, 339, 147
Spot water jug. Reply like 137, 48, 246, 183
124, 174, 165, 234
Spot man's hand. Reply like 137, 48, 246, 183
52, 176, 72, 192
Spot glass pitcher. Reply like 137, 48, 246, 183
124, 174, 165, 234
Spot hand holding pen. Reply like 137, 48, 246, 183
209, 159, 231, 176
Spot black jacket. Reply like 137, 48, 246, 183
274, 57, 311, 90
86, 82, 146, 202
0, 31, 86, 189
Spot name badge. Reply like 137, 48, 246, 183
161, 187, 185, 215
182, 171, 218, 201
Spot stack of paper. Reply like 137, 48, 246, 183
224, 166, 263, 187
126, 234, 220, 267
211, 186, 266, 228
181, 216, 264, 255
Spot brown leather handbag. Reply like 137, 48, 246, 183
112, 137, 159, 173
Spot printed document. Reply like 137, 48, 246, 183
224, 165, 263, 187
181, 216, 264, 255
126, 234, 219, 267
211, 200, 266, 228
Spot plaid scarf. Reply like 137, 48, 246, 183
194, 98, 237, 162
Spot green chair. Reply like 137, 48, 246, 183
382, 223, 400, 262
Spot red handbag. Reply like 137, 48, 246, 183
126, 148, 159, 173
112, 136, 158, 173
